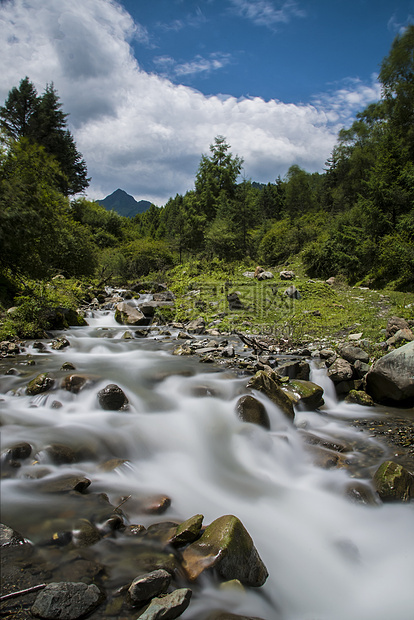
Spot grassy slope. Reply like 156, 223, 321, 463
161, 258, 414, 349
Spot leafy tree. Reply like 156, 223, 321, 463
0, 77, 38, 139
195, 136, 243, 218
0, 138, 96, 278
379, 24, 414, 155
0, 78, 89, 195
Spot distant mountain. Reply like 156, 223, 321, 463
97, 189, 152, 218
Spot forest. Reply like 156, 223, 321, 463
1, 26, 414, 338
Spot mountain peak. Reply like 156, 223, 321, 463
97, 189, 152, 218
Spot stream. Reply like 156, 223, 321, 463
1, 308, 414, 620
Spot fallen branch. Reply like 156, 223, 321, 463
0, 583, 47, 602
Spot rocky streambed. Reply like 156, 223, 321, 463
1, 289, 414, 620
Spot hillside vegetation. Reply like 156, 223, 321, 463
1, 27, 414, 340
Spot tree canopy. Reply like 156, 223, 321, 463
0, 77, 89, 195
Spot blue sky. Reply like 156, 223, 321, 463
1, 0, 413, 205
123, 0, 411, 103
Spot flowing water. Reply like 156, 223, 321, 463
1, 310, 414, 620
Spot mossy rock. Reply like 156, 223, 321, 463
181, 514, 268, 586
235, 395, 271, 429
344, 390, 374, 406
247, 370, 294, 420
281, 379, 324, 410
373, 460, 413, 502
26, 373, 55, 395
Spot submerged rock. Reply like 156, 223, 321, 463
235, 395, 271, 429
31, 581, 103, 619
182, 514, 268, 587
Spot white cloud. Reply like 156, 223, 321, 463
228, 0, 305, 28
154, 52, 233, 77
387, 13, 414, 35
0, 0, 380, 206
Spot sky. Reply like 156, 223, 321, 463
1, 0, 413, 206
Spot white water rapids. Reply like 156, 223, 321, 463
1, 310, 414, 620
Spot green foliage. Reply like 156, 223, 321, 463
0, 277, 88, 339
0, 139, 97, 279
195, 135, 243, 219
0, 77, 89, 195
122, 239, 175, 278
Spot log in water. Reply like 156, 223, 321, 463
1, 310, 413, 619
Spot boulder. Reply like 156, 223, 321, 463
115, 302, 147, 326
246, 370, 294, 420
327, 358, 353, 383
373, 461, 413, 502
31, 582, 103, 619
128, 569, 171, 606
182, 515, 268, 587
235, 395, 271, 429
280, 270, 295, 280
339, 345, 369, 364
281, 380, 324, 410
97, 384, 128, 410
138, 588, 192, 620
256, 271, 274, 280
365, 341, 414, 404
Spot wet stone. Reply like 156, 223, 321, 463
43, 443, 77, 465
72, 518, 102, 547
182, 514, 268, 587
97, 383, 128, 411
3, 441, 32, 462
168, 514, 204, 547
51, 337, 70, 351
141, 494, 172, 515
31, 582, 103, 620
128, 568, 171, 606
138, 588, 192, 620
61, 374, 88, 393
373, 460, 413, 502
60, 361, 76, 371
37, 475, 91, 494
235, 395, 270, 430
26, 373, 55, 395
